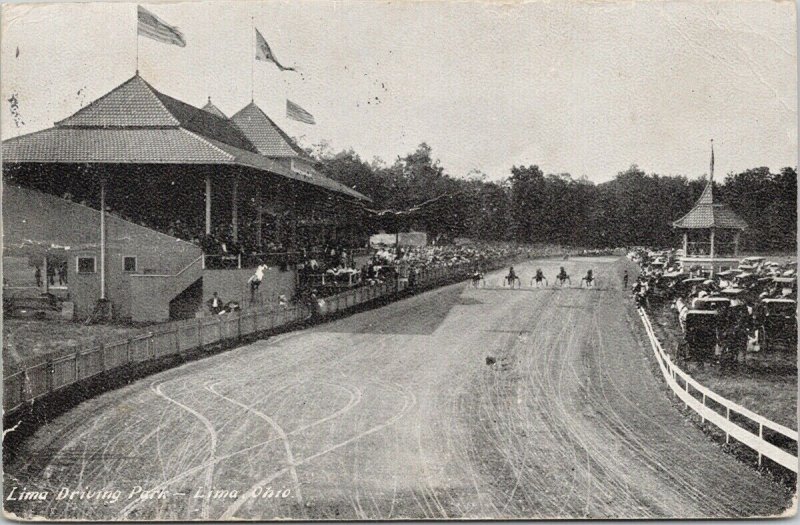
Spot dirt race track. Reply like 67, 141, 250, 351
4, 257, 794, 520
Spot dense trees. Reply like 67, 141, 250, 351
312, 142, 796, 252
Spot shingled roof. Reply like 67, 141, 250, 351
231, 102, 309, 159
3, 74, 368, 201
673, 182, 747, 229
201, 98, 227, 119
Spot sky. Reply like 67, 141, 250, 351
1, 0, 797, 183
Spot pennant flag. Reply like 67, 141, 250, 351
286, 99, 315, 125
255, 28, 294, 71
138, 5, 186, 47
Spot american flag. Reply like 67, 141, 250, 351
286, 99, 315, 125
138, 6, 186, 48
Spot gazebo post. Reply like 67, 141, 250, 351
205, 172, 212, 235
682, 231, 688, 256
733, 231, 740, 257
231, 172, 239, 243
709, 228, 715, 259
43, 253, 49, 293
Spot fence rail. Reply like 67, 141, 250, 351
3, 257, 508, 417
638, 307, 798, 473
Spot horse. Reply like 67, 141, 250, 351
505, 267, 521, 289
556, 267, 571, 287
580, 269, 595, 288
471, 270, 485, 288
531, 268, 548, 288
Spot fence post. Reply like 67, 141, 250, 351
198, 318, 203, 348
126, 338, 133, 364
725, 407, 730, 444
701, 393, 706, 424
100, 343, 106, 372
74, 351, 79, 382
20, 370, 27, 406
46, 357, 53, 393
148, 333, 155, 359
174, 326, 180, 355
684, 379, 689, 408
758, 424, 763, 467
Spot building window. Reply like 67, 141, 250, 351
123, 256, 137, 272
77, 256, 96, 274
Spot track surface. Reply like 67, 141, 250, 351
4, 257, 793, 519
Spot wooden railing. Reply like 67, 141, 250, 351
638, 307, 797, 473
3, 257, 513, 417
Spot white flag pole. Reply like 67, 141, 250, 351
135, 6, 140, 75
250, 17, 255, 102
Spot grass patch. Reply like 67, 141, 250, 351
647, 300, 796, 430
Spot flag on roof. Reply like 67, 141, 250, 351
255, 28, 294, 71
286, 100, 315, 125
138, 5, 186, 47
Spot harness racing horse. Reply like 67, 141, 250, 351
471, 270, 485, 288
556, 267, 571, 287
505, 267, 521, 289
580, 269, 595, 288
531, 268, 548, 288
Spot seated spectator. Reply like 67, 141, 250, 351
207, 292, 224, 315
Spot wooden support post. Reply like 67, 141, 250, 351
758, 424, 763, 467
43, 255, 49, 293
701, 393, 706, 423
46, 358, 53, 393
709, 228, 715, 259
725, 407, 730, 443
100, 177, 106, 300
256, 183, 263, 251
205, 173, 212, 235
231, 173, 239, 243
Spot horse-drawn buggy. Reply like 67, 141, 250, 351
692, 296, 731, 313
754, 298, 797, 352
672, 276, 706, 299
679, 310, 721, 364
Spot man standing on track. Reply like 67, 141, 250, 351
623, 270, 629, 291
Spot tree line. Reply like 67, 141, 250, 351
311, 142, 796, 252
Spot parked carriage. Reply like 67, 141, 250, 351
683, 309, 720, 362
755, 298, 797, 352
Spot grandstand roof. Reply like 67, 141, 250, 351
231, 102, 310, 159
202, 98, 227, 119
672, 182, 747, 229
2, 74, 368, 201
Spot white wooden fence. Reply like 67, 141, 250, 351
638, 307, 798, 473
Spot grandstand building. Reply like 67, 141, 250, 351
3, 74, 370, 322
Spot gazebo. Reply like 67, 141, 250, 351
672, 145, 747, 274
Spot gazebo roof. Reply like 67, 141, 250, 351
672, 181, 747, 230
2, 74, 369, 201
